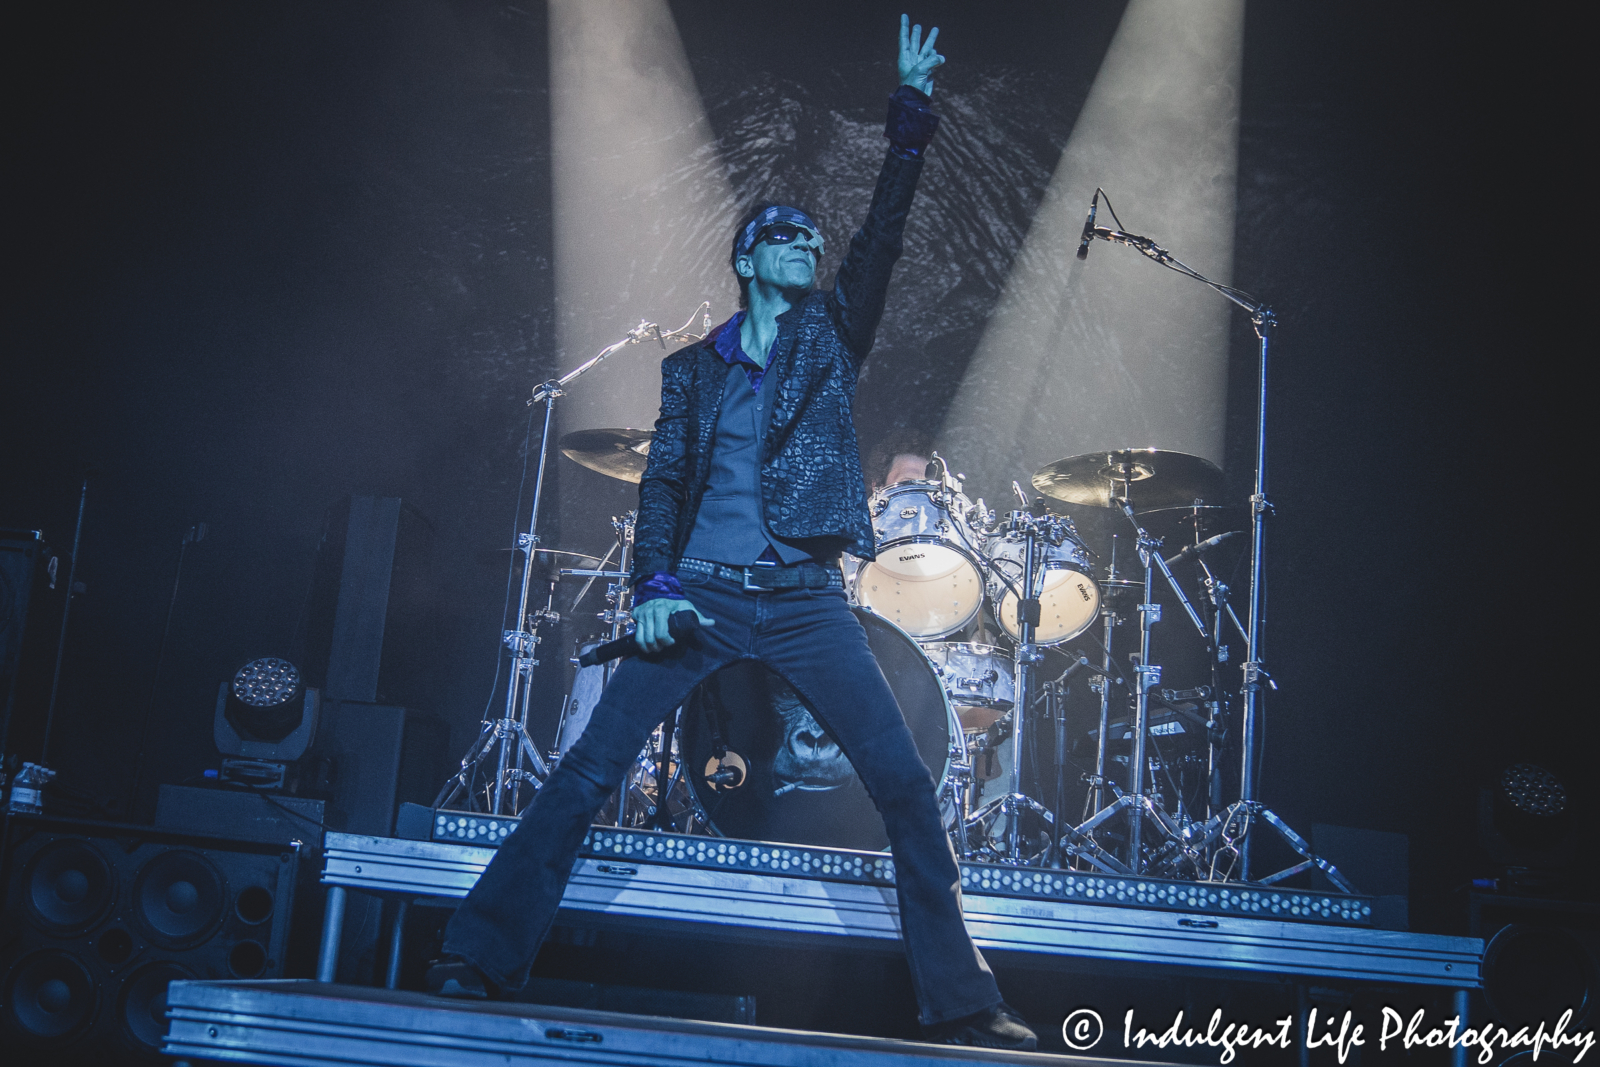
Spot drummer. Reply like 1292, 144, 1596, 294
867, 427, 935, 490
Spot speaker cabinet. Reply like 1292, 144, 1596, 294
0, 815, 301, 1062
1470, 891, 1599, 1028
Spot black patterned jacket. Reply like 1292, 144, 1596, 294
630, 148, 927, 585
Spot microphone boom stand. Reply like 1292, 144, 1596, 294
435, 304, 711, 815
1080, 218, 1353, 890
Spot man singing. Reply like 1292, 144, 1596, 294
429, 16, 1036, 1050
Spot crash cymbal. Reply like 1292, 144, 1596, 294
491, 546, 606, 563
559, 428, 653, 483
534, 547, 605, 562
1031, 449, 1224, 511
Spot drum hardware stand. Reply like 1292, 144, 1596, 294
1083, 205, 1345, 889
1195, 553, 1248, 819
943, 757, 975, 857
435, 577, 561, 814
647, 708, 680, 831
560, 512, 645, 825
1087, 534, 1127, 821
434, 304, 711, 816
1040, 653, 1111, 868
963, 511, 1055, 864
1063, 488, 1209, 873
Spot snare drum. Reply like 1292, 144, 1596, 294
851, 481, 985, 640
920, 642, 1014, 730
985, 518, 1101, 645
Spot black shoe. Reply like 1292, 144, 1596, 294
425, 956, 499, 1000
924, 1002, 1038, 1050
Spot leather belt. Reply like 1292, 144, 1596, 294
677, 557, 843, 591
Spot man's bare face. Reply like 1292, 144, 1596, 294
738, 224, 824, 295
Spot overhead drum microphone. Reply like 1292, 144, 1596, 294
1164, 530, 1243, 569
1076, 188, 1101, 260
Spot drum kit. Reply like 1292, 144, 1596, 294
436, 208, 1360, 891
454, 416, 1276, 881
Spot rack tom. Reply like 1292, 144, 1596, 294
985, 517, 1101, 645
851, 481, 985, 640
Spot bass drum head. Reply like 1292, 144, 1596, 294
682, 607, 954, 852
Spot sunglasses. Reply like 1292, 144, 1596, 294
758, 223, 820, 246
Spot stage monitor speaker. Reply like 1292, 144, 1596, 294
0, 815, 301, 1063
305, 702, 449, 838
299, 496, 435, 709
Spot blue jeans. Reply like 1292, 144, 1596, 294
442, 571, 1002, 1025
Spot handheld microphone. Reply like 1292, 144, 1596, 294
1076, 189, 1100, 260
1164, 530, 1243, 569
576, 611, 702, 667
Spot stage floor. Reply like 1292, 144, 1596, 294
165, 979, 1147, 1066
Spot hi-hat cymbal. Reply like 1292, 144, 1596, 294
1031, 449, 1224, 510
559, 428, 653, 483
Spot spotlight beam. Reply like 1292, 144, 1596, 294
547, 0, 737, 436
941, 0, 1246, 500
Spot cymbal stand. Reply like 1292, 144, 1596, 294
1043, 653, 1102, 868
1194, 550, 1247, 819
436, 304, 711, 815
1085, 204, 1350, 889
964, 512, 1051, 864
435, 576, 559, 814
1064, 489, 1208, 874
1088, 534, 1124, 820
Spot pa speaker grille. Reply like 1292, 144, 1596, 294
132, 850, 225, 949
118, 961, 196, 1051
24, 839, 116, 935
3, 949, 98, 1039
2, 815, 302, 1060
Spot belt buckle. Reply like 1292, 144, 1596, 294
742, 561, 778, 591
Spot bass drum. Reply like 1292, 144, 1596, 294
682, 607, 961, 852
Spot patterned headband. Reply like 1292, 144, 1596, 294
736, 206, 823, 257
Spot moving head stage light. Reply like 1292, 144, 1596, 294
214, 657, 320, 789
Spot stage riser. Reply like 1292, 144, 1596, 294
321, 833, 1480, 990
164, 980, 1138, 1066
425, 818, 1375, 927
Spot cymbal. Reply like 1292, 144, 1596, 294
559, 428, 653, 483
1031, 449, 1224, 510
1099, 577, 1144, 596
493, 546, 605, 562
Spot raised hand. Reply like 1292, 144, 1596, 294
897, 14, 945, 96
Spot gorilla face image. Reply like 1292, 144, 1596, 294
767, 675, 854, 795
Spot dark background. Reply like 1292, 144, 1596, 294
3, 0, 1588, 939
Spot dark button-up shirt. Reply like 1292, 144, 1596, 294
635, 86, 939, 604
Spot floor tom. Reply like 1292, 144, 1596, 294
919, 642, 1014, 731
